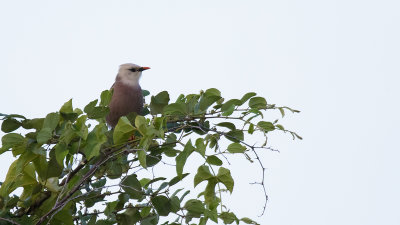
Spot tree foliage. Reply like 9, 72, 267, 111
0, 88, 301, 225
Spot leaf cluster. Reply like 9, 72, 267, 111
0, 88, 300, 225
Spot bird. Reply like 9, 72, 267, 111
106, 63, 150, 128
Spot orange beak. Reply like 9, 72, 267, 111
141, 67, 151, 71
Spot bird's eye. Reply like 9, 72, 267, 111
129, 68, 137, 72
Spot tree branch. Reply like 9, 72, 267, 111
0, 217, 21, 225
35, 145, 129, 225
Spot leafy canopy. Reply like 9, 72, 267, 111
0, 88, 300, 225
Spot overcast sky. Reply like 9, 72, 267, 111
1, 0, 399, 224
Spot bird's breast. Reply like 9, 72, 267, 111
107, 82, 144, 127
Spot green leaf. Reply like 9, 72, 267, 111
225, 130, 244, 143
46, 150, 63, 178
1, 133, 25, 149
204, 88, 221, 97
186, 94, 200, 114
139, 178, 151, 187
175, 94, 185, 103
11, 141, 27, 156
32, 155, 48, 185
170, 196, 180, 213
55, 142, 68, 166
74, 108, 83, 115
240, 92, 257, 105
249, 97, 267, 109
134, 115, 147, 135
92, 178, 107, 188
227, 143, 246, 153
75, 115, 88, 140
142, 89, 150, 97
205, 209, 218, 223
196, 88, 222, 111
138, 150, 147, 168
95, 219, 114, 225
45, 177, 61, 192
42, 112, 60, 130
53, 208, 74, 225
257, 121, 275, 132
100, 89, 112, 106
153, 116, 165, 130
175, 140, 195, 177
195, 138, 206, 156
146, 153, 162, 167
84, 99, 98, 114
104, 201, 118, 217
36, 127, 52, 145
219, 212, 238, 224
150, 91, 170, 114
36, 112, 60, 144
140, 214, 158, 225
82, 123, 108, 160
180, 190, 191, 202
198, 95, 221, 112
217, 167, 234, 193
2, 114, 26, 119
113, 117, 135, 145
221, 99, 242, 112
194, 165, 214, 187
60, 99, 73, 114
275, 124, 285, 130
87, 215, 97, 225
21, 118, 44, 130
279, 108, 285, 117
84, 99, 109, 119
1, 118, 21, 133
157, 181, 169, 192
247, 108, 263, 120
167, 133, 177, 143
153, 117, 165, 138
169, 173, 189, 186
91, 107, 109, 119
31, 145, 46, 156
163, 102, 187, 115
143, 177, 167, 188
248, 123, 255, 134
0, 152, 37, 196
140, 207, 152, 218
204, 179, 218, 204
121, 174, 143, 199
216, 122, 236, 130
151, 196, 171, 216
60, 122, 76, 143
241, 217, 259, 225
107, 161, 123, 179
222, 104, 235, 116
293, 132, 303, 140
184, 199, 205, 217
206, 155, 223, 166
116, 208, 141, 225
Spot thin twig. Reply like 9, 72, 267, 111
0, 217, 21, 225
190, 122, 272, 216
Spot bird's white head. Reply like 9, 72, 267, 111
117, 63, 150, 86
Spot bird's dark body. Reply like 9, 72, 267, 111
106, 80, 143, 128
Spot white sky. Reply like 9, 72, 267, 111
1, 0, 399, 224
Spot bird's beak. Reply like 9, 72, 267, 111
140, 67, 151, 71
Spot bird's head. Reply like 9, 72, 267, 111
117, 63, 150, 86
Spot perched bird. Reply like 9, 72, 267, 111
106, 63, 150, 128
